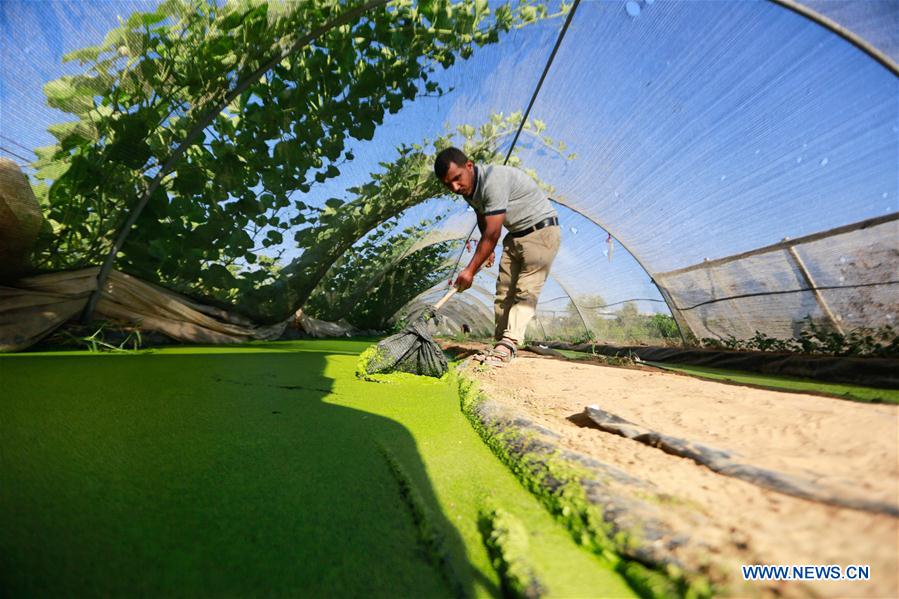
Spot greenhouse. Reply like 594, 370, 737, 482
1, 0, 897, 597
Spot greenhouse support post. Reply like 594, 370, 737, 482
785, 245, 844, 335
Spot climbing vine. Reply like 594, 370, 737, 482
31, 0, 570, 322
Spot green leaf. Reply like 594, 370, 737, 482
100, 26, 127, 51
520, 5, 538, 22
173, 166, 207, 196
62, 44, 102, 64
274, 140, 299, 166
457, 124, 476, 139
126, 10, 167, 28
219, 10, 245, 31
203, 263, 236, 288
238, 195, 265, 215
354, 120, 376, 141
148, 239, 168, 260
294, 228, 316, 245
139, 59, 158, 81
35, 160, 70, 182
47, 121, 95, 149
43, 78, 77, 108
106, 110, 154, 169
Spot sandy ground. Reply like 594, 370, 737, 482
451, 345, 899, 598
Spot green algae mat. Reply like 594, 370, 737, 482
552, 348, 897, 404
643, 361, 899, 404
0, 340, 634, 598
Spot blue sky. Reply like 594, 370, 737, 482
1, 0, 896, 322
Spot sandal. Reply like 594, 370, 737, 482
475, 340, 517, 367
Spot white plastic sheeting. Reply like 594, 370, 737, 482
2, 0, 896, 344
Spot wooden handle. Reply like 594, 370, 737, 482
433, 287, 457, 311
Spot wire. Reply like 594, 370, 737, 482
0, 134, 37, 157
0, 145, 32, 164
502, 0, 582, 164
676, 280, 899, 312
541, 296, 666, 308
449, 0, 583, 283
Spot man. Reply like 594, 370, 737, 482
434, 147, 560, 365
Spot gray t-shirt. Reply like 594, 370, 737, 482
463, 164, 557, 232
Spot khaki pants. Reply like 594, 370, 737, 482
494, 225, 561, 344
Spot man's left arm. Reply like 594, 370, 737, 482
455, 212, 504, 291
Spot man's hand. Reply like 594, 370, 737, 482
484, 252, 495, 268
454, 267, 474, 291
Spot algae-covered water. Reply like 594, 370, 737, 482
644, 361, 899, 404
553, 348, 896, 404
0, 340, 634, 597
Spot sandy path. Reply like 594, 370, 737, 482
461, 350, 898, 598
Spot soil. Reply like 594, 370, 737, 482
447, 342, 899, 598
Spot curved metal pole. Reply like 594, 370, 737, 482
444, 299, 494, 335
398, 279, 495, 319
410, 296, 493, 335
82, 0, 390, 323
396, 235, 571, 337
345, 199, 686, 344
401, 285, 494, 333
327, 222, 474, 321
768, 0, 898, 77
549, 197, 689, 345
544, 271, 591, 339
461, 262, 554, 342
533, 310, 548, 340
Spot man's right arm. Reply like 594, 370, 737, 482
475, 211, 495, 268
456, 213, 503, 290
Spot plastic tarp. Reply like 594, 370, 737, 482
0, 268, 354, 351
584, 403, 898, 517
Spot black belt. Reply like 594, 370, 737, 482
507, 216, 559, 239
